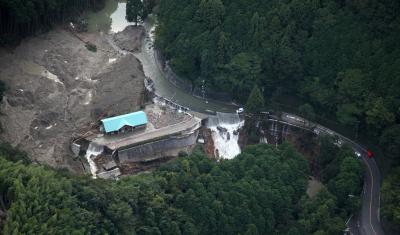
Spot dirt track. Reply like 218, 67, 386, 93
0, 27, 146, 173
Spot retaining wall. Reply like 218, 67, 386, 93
118, 130, 198, 163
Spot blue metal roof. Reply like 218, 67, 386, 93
101, 111, 148, 133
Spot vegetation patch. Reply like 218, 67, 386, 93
381, 167, 400, 234
85, 42, 97, 52
0, 0, 106, 45
0, 143, 364, 234
306, 177, 323, 198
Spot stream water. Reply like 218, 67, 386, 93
86, 0, 135, 33
85, 143, 104, 178
206, 113, 244, 159
86, 0, 236, 113
85, 0, 243, 159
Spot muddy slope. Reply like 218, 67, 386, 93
0, 28, 145, 172
113, 26, 145, 52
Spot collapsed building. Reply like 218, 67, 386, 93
72, 103, 202, 179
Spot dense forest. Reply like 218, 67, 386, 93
126, 0, 157, 25
381, 167, 400, 232
0, 143, 362, 234
156, 1, 400, 230
156, 0, 400, 138
0, 0, 105, 44
0, 0, 397, 233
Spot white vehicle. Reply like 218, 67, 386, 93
313, 128, 321, 135
354, 151, 362, 158
286, 115, 296, 120
334, 139, 343, 147
236, 107, 244, 114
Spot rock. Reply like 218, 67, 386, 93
113, 26, 145, 52
217, 126, 227, 132
103, 160, 118, 171
202, 128, 215, 158
97, 168, 121, 179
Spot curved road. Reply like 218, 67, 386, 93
280, 114, 384, 235
134, 22, 384, 235
349, 154, 384, 235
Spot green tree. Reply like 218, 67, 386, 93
298, 103, 316, 121
198, 0, 225, 29
245, 224, 259, 235
126, 0, 145, 25
336, 103, 362, 126
156, 0, 400, 143
246, 86, 264, 114
366, 97, 395, 132
0, 142, 363, 234
217, 32, 229, 65
381, 167, 400, 232
336, 69, 367, 103
225, 53, 262, 101
0, 0, 105, 44
379, 125, 400, 161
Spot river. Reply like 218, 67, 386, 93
87, 3, 384, 232
86, 0, 243, 160
86, 0, 236, 113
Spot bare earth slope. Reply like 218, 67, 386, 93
0, 28, 145, 172
113, 26, 145, 52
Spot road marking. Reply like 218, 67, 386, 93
362, 157, 378, 235
271, 115, 382, 235
346, 214, 353, 225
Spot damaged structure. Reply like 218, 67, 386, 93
73, 102, 202, 179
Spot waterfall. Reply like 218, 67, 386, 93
207, 112, 244, 159
85, 143, 104, 178
207, 112, 241, 126
270, 120, 278, 137
260, 137, 268, 144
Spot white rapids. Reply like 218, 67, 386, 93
85, 143, 104, 178
207, 112, 244, 159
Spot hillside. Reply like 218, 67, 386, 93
0, 25, 146, 173
156, 0, 400, 138
0, 144, 364, 234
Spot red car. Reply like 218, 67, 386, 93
367, 150, 373, 158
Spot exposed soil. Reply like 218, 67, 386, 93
0, 27, 146, 173
145, 103, 189, 129
202, 128, 215, 158
113, 26, 145, 52
120, 156, 176, 175
306, 177, 323, 198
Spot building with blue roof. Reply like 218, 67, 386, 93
101, 111, 148, 134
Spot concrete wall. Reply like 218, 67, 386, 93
118, 130, 198, 163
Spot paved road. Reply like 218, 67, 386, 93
351, 153, 384, 235
279, 113, 384, 235
137, 19, 384, 235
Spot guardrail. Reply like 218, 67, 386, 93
145, 77, 193, 118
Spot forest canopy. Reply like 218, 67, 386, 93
0, 0, 105, 44
155, 1, 400, 232
156, 0, 400, 138
0, 144, 363, 234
